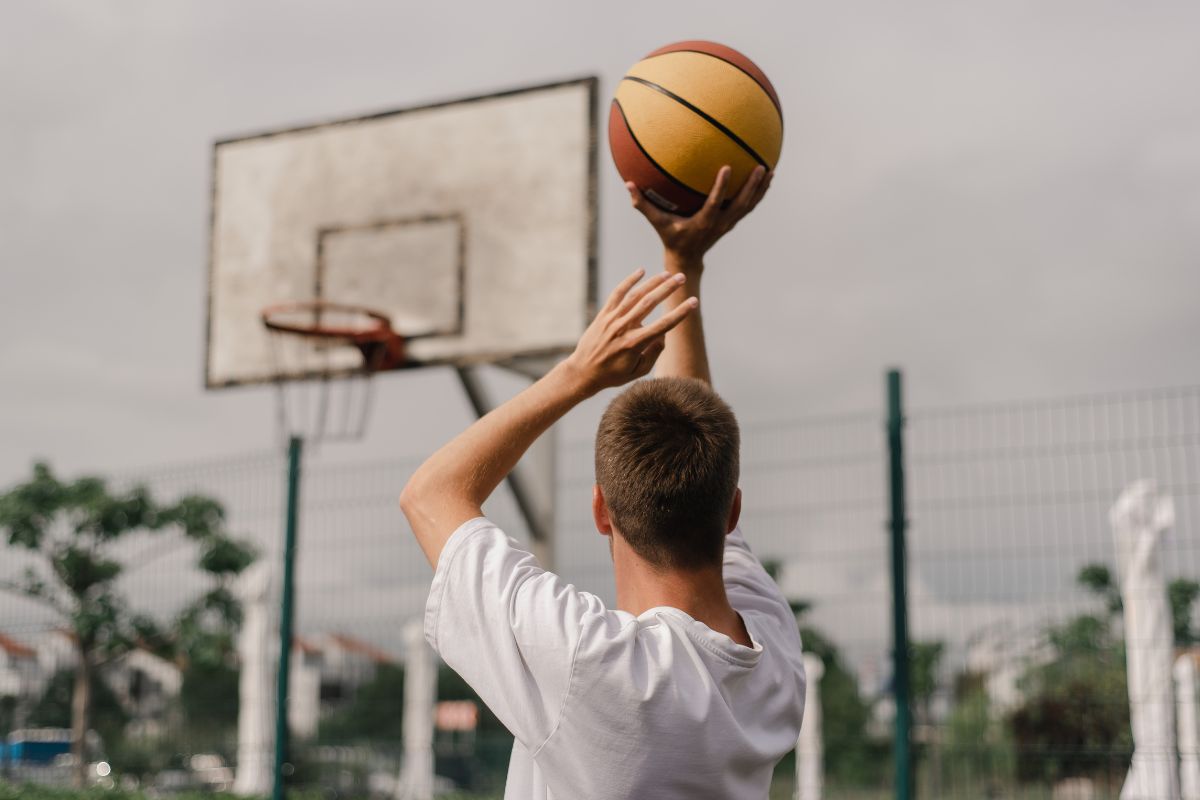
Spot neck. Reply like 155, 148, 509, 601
612, 536, 750, 646
616, 562, 730, 618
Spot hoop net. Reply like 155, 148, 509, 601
261, 301, 406, 443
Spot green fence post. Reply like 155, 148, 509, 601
273, 435, 303, 800
887, 370, 913, 800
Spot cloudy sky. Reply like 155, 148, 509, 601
3, 1, 1199, 485
4, 2, 1200, 686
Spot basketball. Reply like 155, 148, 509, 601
609, 40, 783, 216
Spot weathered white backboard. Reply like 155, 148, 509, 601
206, 78, 597, 388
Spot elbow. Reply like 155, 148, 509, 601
398, 477, 423, 520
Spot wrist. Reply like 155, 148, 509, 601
553, 356, 599, 401
664, 251, 705, 276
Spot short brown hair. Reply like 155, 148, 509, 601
594, 377, 740, 570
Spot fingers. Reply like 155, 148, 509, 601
696, 166, 732, 220
615, 272, 686, 328
632, 336, 667, 378
612, 270, 679, 317
603, 268, 646, 312
628, 296, 698, 345
727, 166, 767, 218
749, 169, 773, 211
626, 182, 673, 227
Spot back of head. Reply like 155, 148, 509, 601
594, 377, 740, 570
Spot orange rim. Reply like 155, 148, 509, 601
261, 301, 407, 371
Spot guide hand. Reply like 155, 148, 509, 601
566, 269, 697, 393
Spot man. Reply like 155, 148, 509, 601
400, 164, 805, 799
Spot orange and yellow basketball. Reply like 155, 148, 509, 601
609, 41, 782, 216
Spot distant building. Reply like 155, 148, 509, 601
11, 630, 183, 739
32, 629, 77, 685
964, 622, 1052, 713
7, 627, 394, 743
289, 633, 395, 739
0, 633, 40, 724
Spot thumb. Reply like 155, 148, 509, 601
627, 182, 671, 226
635, 336, 667, 377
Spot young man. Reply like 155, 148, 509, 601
400, 165, 805, 798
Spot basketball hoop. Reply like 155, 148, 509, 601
260, 301, 407, 442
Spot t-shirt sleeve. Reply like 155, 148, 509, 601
424, 517, 604, 750
723, 526, 802, 643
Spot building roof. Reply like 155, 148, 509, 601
290, 633, 394, 664
292, 635, 322, 657
327, 633, 394, 665
0, 633, 36, 659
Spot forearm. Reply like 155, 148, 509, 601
401, 361, 590, 566
654, 253, 711, 385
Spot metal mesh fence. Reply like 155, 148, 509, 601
1, 383, 1198, 798
906, 386, 1200, 799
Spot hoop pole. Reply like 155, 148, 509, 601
273, 436, 303, 800
886, 370, 913, 800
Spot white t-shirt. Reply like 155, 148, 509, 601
424, 517, 806, 799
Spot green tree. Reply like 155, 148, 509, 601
941, 673, 1014, 792
1170, 578, 1200, 645
320, 663, 407, 743
759, 561, 888, 787
0, 695, 16, 736
179, 660, 239, 745
1008, 564, 1131, 783
799, 625, 888, 785
0, 462, 255, 787
1077, 564, 1122, 616
909, 640, 945, 726
26, 668, 129, 749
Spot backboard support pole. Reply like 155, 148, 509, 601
273, 435, 303, 800
455, 367, 556, 570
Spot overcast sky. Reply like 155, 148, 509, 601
3, 0, 1199, 485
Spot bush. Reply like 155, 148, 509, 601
0, 785, 244, 800
1008, 614, 1132, 783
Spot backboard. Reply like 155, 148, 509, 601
206, 78, 598, 388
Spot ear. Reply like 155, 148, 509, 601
726, 487, 742, 535
593, 484, 613, 536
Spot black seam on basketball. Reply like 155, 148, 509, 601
621, 76, 770, 168
612, 99, 708, 205
641, 49, 782, 117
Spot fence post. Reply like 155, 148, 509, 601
273, 435, 303, 800
887, 370, 913, 800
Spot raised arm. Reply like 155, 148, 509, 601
626, 165, 772, 385
400, 270, 696, 567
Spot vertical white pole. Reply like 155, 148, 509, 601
396, 619, 435, 800
795, 653, 824, 800
1113, 480, 1179, 800
233, 563, 276, 797
1177, 654, 1200, 800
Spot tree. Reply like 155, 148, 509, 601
799, 625, 889, 785
319, 663, 406, 743
1008, 564, 1131, 783
1169, 578, 1200, 645
0, 462, 255, 787
759, 561, 889, 787
940, 672, 1015, 793
909, 640, 945, 727
1077, 564, 1122, 617
26, 668, 129, 749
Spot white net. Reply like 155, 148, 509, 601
263, 309, 386, 443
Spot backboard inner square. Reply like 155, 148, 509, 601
319, 215, 464, 341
